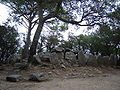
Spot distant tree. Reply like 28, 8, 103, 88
45, 19, 67, 51
60, 34, 90, 52
88, 25, 120, 56
60, 24, 120, 56
108, 6, 120, 27
74, 34, 91, 51
0, 25, 19, 63
36, 19, 68, 52
60, 33, 75, 50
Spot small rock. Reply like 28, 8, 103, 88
14, 69, 21, 72
88, 74, 95, 77
64, 77, 67, 79
6, 75, 22, 82
102, 74, 109, 77
71, 75, 77, 78
48, 72, 52, 75
97, 70, 102, 74
83, 74, 87, 78
61, 64, 66, 69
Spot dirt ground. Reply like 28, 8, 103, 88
0, 65, 120, 90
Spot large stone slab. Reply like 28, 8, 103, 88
65, 52, 77, 65
78, 51, 86, 66
6, 75, 22, 82
86, 54, 98, 67
117, 56, 120, 66
109, 54, 117, 66
102, 56, 110, 66
65, 52, 76, 60
50, 52, 58, 65
97, 56, 110, 66
97, 55, 104, 66
39, 52, 51, 62
50, 52, 72, 67
50, 52, 64, 65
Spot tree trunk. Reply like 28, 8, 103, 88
28, 5, 44, 64
37, 37, 44, 53
22, 22, 32, 59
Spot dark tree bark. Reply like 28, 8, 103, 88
22, 21, 32, 59
28, 4, 44, 64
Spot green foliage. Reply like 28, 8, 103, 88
108, 6, 120, 27
0, 25, 19, 62
60, 24, 120, 56
40, 30, 63, 52
45, 35, 60, 51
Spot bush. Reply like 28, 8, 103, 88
0, 25, 20, 63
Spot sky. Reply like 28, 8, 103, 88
0, 3, 92, 41
0, 4, 9, 25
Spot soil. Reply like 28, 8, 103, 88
0, 65, 120, 90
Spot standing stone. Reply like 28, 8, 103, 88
50, 52, 58, 65
102, 56, 110, 66
50, 52, 64, 67
38, 52, 44, 59
86, 54, 98, 67
6, 75, 22, 82
97, 55, 104, 66
40, 52, 51, 62
116, 55, 120, 66
33, 54, 41, 64
78, 51, 86, 66
65, 52, 77, 66
97, 56, 110, 66
109, 54, 117, 66
65, 52, 76, 60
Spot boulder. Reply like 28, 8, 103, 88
8, 54, 22, 64
72, 50, 79, 54
65, 48, 71, 52
6, 75, 22, 82
41, 52, 51, 62
50, 52, 64, 64
33, 54, 41, 64
51, 47, 64, 52
65, 52, 76, 60
29, 73, 47, 82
